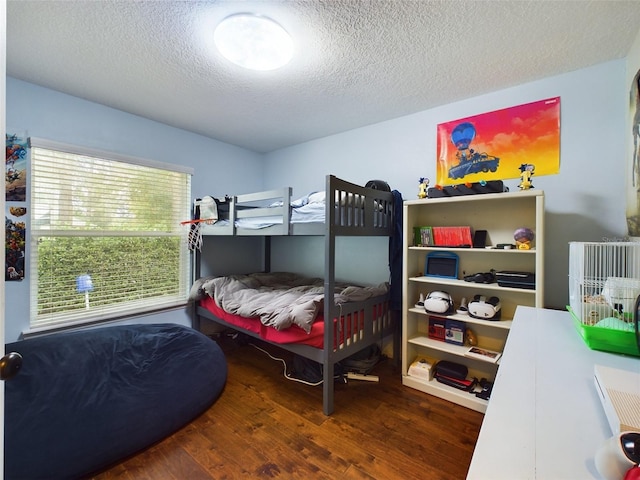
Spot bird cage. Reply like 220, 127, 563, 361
568, 241, 640, 356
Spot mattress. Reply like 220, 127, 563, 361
200, 191, 383, 230
200, 295, 325, 347
203, 202, 324, 230
198, 295, 386, 350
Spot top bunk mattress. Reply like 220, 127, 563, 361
210, 193, 325, 229
195, 175, 394, 236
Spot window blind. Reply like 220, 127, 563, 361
29, 139, 193, 332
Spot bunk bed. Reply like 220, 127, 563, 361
190, 175, 397, 415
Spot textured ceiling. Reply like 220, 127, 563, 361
6, 0, 640, 153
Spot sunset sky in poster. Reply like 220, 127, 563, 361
436, 97, 560, 185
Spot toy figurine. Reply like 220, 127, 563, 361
514, 227, 534, 250
418, 177, 429, 198
466, 328, 478, 346
518, 164, 535, 190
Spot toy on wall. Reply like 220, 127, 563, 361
418, 177, 429, 198
514, 227, 535, 249
518, 163, 535, 190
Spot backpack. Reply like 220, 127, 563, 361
291, 355, 345, 384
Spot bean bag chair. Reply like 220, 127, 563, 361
4, 323, 227, 480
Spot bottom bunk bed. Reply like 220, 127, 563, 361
191, 272, 395, 415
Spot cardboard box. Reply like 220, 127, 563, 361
408, 356, 434, 380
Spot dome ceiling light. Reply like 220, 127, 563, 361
214, 13, 294, 71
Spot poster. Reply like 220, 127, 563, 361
6, 133, 28, 202
6, 206, 26, 281
436, 97, 561, 186
627, 68, 640, 237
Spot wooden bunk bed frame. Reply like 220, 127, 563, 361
192, 175, 396, 415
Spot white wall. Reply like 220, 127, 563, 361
5, 77, 264, 342
264, 60, 629, 309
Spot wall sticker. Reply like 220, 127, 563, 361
5, 206, 26, 281
6, 133, 27, 202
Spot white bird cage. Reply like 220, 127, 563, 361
568, 241, 640, 356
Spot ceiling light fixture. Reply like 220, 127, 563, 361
214, 13, 293, 71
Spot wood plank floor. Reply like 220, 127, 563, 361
90, 334, 484, 480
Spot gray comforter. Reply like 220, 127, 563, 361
193, 272, 388, 333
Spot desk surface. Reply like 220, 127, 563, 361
466, 306, 640, 480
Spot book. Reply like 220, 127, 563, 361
413, 226, 433, 246
428, 317, 446, 342
445, 319, 465, 345
432, 226, 473, 247
464, 346, 502, 363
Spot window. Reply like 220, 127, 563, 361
29, 138, 193, 332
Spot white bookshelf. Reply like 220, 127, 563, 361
402, 190, 544, 413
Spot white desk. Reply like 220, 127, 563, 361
467, 306, 640, 479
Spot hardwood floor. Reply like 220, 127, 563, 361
90, 334, 484, 479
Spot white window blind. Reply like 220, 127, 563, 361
29, 139, 193, 332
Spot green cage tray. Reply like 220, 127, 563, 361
568, 306, 640, 357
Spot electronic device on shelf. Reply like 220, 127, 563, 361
423, 291, 454, 314
495, 271, 535, 289
472, 230, 488, 248
468, 295, 501, 320
594, 365, 640, 434
424, 252, 459, 279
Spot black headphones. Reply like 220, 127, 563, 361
464, 270, 496, 284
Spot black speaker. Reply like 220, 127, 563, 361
473, 230, 488, 248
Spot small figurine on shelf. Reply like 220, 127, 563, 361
415, 293, 425, 309
466, 328, 478, 346
418, 177, 429, 198
518, 163, 535, 190
514, 227, 535, 250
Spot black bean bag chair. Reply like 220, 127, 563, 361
4, 323, 227, 480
